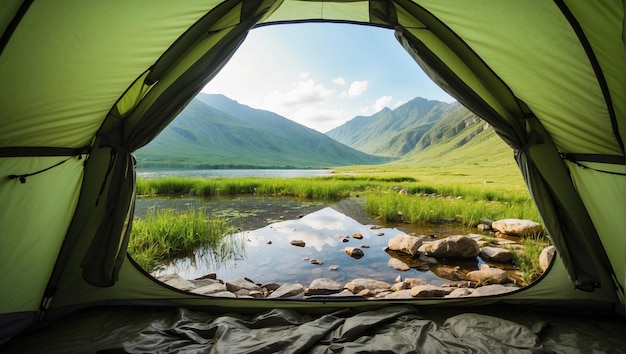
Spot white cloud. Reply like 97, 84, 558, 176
332, 76, 346, 85
264, 78, 334, 108
373, 95, 393, 112
299, 72, 310, 79
340, 80, 368, 98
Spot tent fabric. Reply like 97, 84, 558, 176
4, 305, 626, 353
0, 0, 624, 346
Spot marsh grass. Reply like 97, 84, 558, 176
509, 236, 551, 285
128, 207, 244, 272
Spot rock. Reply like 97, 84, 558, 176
376, 232, 384, 236
290, 240, 305, 247
492, 219, 543, 237
423, 235, 480, 258
342, 238, 349, 242
387, 235, 424, 256
466, 264, 509, 284
387, 258, 410, 271
468, 284, 518, 297
385, 289, 413, 298
194, 273, 217, 281
360, 244, 370, 248
191, 282, 227, 295
390, 281, 408, 292
262, 282, 281, 291
345, 278, 392, 293
210, 291, 237, 298
226, 278, 262, 292
310, 258, 323, 265
539, 245, 556, 272
306, 278, 343, 295
370, 225, 382, 230
404, 278, 427, 287
328, 265, 339, 271
410, 284, 453, 297
445, 288, 474, 298
344, 247, 364, 259
394, 275, 402, 283
431, 265, 466, 281
268, 283, 304, 298
480, 246, 514, 263
477, 224, 492, 231
266, 240, 272, 244
352, 233, 363, 239
158, 274, 196, 291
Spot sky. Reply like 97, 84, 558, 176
201, 23, 454, 133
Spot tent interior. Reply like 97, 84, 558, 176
1, 0, 625, 352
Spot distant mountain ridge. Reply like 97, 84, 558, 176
325, 97, 465, 157
135, 94, 392, 169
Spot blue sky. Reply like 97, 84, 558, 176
202, 23, 454, 133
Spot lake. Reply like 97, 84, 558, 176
137, 168, 334, 179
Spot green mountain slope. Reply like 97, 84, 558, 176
325, 97, 460, 157
135, 96, 392, 169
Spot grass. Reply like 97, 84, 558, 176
510, 236, 551, 285
128, 207, 245, 272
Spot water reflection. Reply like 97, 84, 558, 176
154, 206, 481, 286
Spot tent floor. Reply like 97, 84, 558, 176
3, 304, 625, 353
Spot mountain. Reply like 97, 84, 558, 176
135, 94, 392, 169
325, 97, 461, 157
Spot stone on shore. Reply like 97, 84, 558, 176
410, 284, 454, 297
191, 282, 227, 295
539, 245, 556, 272
345, 278, 392, 293
306, 278, 343, 295
479, 246, 514, 263
226, 278, 262, 292
158, 274, 196, 291
268, 283, 304, 298
492, 219, 543, 237
423, 235, 480, 258
468, 284, 519, 297
445, 288, 474, 298
387, 234, 424, 256
466, 264, 509, 284
385, 289, 413, 298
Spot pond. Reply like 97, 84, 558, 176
136, 196, 483, 287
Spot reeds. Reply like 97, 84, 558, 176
128, 207, 244, 272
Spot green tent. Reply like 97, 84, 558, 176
1, 0, 624, 351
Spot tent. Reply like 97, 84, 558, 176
1, 0, 624, 351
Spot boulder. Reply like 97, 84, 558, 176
191, 282, 227, 295
480, 246, 514, 263
387, 235, 424, 256
387, 258, 410, 271
390, 281, 409, 292
423, 235, 480, 258
344, 247, 364, 259
268, 283, 304, 298
410, 284, 454, 297
431, 265, 466, 281
385, 289, 412, 298
306, 278, 343, 295
345, 278, 392, 293
352, 233, 363, 239
445, 288, 474, 298
404, 278, 428, 287
226, 278, 262, 292
468, 284, 519, 297
290, 240, 306, 247
492, 219, 543, 237
158, 274, 196, 291
466, 264, 509, 284
539, 245, 556, 272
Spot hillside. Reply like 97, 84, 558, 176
135, 95, 392, 169
325, 98, 460, 157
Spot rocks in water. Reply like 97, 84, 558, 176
423, 235, 480, 258
310, 258, 323, 265
539, 245, 556, 272
466, 264, 509, 284
268, 283, 304, 298
387, 258, 410, 271
328, 265, 339, 271
344, 247, 364, 259
431, 265, 466, 281
479, 246, 514, 263
492, 218, 543, 237
306, 278, 343, 295
345, 278, 392, 293
290, 240, 305, 247
352, 233, 363, 239
387, 234, 424, 256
